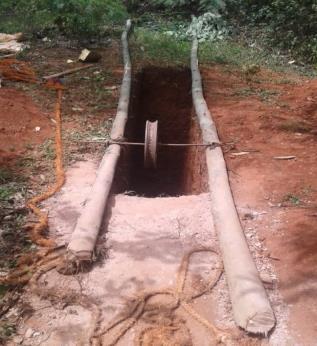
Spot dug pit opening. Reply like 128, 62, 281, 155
114, 67, 208, 197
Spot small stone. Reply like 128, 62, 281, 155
260, 273, 274, 285
105, 86, 118, 91
72, 107, 84, 112
13, 336, 23, 344
25, 328, 34, 338
33, 332, 41, 337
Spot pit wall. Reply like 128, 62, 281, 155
113, 67, 208, 197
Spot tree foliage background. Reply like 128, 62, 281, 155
0, 0, 127, 36
0, 0, 316, 63
226, 0, 317, 63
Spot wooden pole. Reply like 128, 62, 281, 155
191, 37, 275, 334
42, 64, 95, 80
67, 20, 132, 260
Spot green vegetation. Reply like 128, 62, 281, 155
0, 184, 17, 201
226, 0, 317, 64
131, 24, 296, 71
126, 0, 225, 13
283, 193, 301, 206
0, 323, 16, 343
0, 0, 316, 64
0, 0, 127, 37
39, 139, 55, 160
277, 120, 312, 133
0, 167, 29, 274
131, 1, 317, 64
0, 168, 14, 184
131, 28, 190, 66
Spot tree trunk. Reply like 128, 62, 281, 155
67, 20, 132, 260
191, 37, 275, 334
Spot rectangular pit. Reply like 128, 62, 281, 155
114, 67, 208, 197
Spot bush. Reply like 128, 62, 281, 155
164, 12, 228, 42
226, 0, 317, 63
0, 0, 128, 37
126, 0, 225, 14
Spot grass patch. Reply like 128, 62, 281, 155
131, 27, 272, 68
0, 322, 16, 343
257, 89, 279, 102
277, 120, 312, 133
283, 193, 301, 205
130, 25, 310, 75
281, 186, 314, 206
276, 78, 297, 85
39, 139, 55, 160
131, 28, 190, 66
0, 168, 14, 184
232, 87, 255, 97
0, 185, 18, 201
0, 1, 127, 37
232, 87, 279, 102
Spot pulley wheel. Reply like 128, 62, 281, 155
144, 120, 158, 169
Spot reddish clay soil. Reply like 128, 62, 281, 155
0, 88, 52, 165
202, 66, 317, 344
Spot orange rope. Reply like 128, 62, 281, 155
26, 83, 65, 247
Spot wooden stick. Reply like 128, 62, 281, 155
0, 53, 16, 59
42, 64, 95, 80
67, 20, 132, 260
191, 37, 275, 334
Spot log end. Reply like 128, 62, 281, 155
66, 247, 92, 261
243, 310, 276, 335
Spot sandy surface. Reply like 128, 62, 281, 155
15, 160, 222, 345
7, 159, 292, 346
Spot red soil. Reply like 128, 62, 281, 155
203, 66, 317, 344
1, 55, 316, 344
0, 88, 52, 165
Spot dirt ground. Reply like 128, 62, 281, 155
0, 40, 316, 345
0, 88, 51, 166
203, 66, 317, 345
